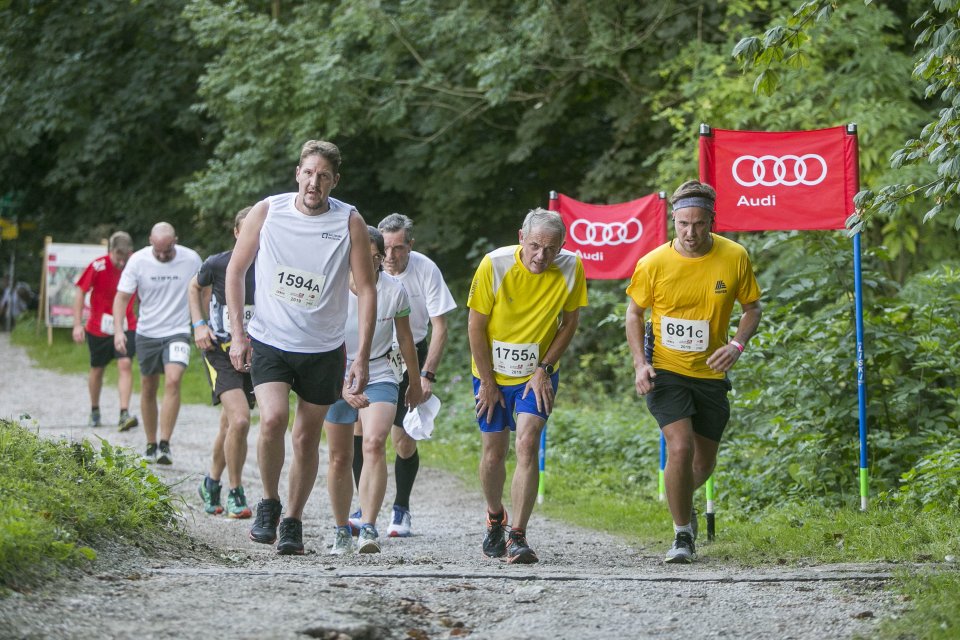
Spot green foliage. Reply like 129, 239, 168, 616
874, 570, 960, 640
0, 419, 178, 591
720, 234, 960, 509
0, 0, 217, 248
709, 502, 960, 565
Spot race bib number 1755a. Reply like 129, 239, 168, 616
491, 340, 539, 378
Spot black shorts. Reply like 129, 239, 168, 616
250, 338, 345, 406
393, 339, 429, 427
202, 343, 255, 408
87, 330, 136, 368
645, 370, 732, 443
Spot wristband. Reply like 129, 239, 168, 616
730, 340, 744, 353
420, 370, 436, 382
192, 319, 207, 329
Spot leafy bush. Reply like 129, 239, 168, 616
0, 419, 179, 591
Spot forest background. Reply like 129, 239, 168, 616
2, 0, 960, 517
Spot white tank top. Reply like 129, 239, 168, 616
247, 193, 354, 353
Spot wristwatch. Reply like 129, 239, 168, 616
538, 362, 555, 375
420, 370, 436, 382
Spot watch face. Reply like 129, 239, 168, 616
541, 363, 554, 374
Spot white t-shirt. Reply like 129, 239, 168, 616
247, 193, 354, 353
117, 244, 202, 338
344, 273, 410, 385
388, 251, 456, 343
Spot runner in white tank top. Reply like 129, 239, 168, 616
223, 140, 377, 556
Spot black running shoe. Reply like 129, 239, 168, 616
156, 442, 172, 465
506, 528, 539, 564
276, 517, 304, 555
249, 498, 283, 544
482, 509, 508, 558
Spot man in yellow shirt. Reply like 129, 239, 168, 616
626, 180, 762, 564
468, 208, 588, 564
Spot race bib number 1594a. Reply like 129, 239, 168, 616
271, 265, 326, 310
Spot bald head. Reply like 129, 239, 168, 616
149, 222, 178, 263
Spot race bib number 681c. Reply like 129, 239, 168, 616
660, 316, 709, 352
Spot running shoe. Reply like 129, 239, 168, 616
348, 509, 363, 536
88, 409, 101, 428
249, 498, 283, 544
198, 476, 224, 515
144, 442, 158, 463
357, 524, 381, 554
664, 531, 697, 564
506, 528, 539, 564
482, 509, 508, 558
277, 517, 305, 555
330, 525, 355, 555
226, 486, 252, 519
118, 411, 138, 432
156, 442, 173, 465
387, 505, 412, 538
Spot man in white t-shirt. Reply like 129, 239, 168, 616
113, 222, 202, 465
348, 213, 456, 538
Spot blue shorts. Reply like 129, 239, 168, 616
325, 381, 400, 425
472, 374, 559, 433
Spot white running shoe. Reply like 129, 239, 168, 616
357, 524, 381, 554
664, 531, 696, 564
330, 526, 355, 555
386, 505, 412, 538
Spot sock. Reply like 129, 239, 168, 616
159, 439, 170, 449
674, 523, 694, 537
119, 408, 129, 417
352, 435, 364, 489
205, 475, 221, 490
393, 449, 419, 509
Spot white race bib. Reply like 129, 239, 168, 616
271, 265, 326, 310
661, 316, 709, 352
386, 345, 404, 383
100, 313, 115, 336
491, 340, 539, 378
223, 305, 255, 335
169, 341, 191, 365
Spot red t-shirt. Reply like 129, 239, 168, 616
75, 255, 138, 337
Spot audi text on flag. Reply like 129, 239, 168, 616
550, 192, 667, 280
699, 126, 859, 232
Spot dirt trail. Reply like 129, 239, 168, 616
0, 333, 897, 639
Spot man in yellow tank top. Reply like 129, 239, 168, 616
626, 180, 762, 564
468, 208, 588, 564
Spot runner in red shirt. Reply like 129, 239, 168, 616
72, 231, 139, 430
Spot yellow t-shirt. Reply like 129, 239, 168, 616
626, 234, 761, 380
468, 245, 588, 385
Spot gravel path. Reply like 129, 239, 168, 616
0, 333, 898, 639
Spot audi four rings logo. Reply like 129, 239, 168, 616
569, 219, 643, 246
731, 154, 828, 187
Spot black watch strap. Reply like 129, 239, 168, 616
420, 370, 436, 382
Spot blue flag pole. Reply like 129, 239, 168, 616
537, 426, 547, 504
853, 231, 869, 510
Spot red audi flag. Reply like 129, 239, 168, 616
699, 126, 859, 231
549, 192, 667, 280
